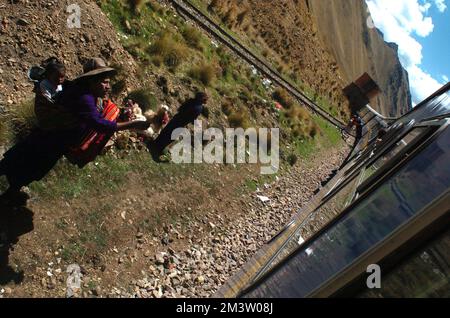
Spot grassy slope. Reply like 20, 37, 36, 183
0, 0, 344, 202
188, 0, 349, 121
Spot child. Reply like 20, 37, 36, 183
38, 57, 66, 103
33, 57, 76, 131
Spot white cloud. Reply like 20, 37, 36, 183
366, 0, 445, 104
408, 65, 443, 102
443, 75, 449, 83
434, 0, 447, 12
421, 2, 432, 13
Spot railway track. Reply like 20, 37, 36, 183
170, 0, 347, 130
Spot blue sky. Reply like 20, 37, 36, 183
418, 4, 450, 83
366, 0, 449, 105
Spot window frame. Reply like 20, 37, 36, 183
238, 120, 449, 298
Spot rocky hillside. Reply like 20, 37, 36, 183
199, 0, 411, 117
308, 0, 412, 116
0, 0, 142, 107
200, 0, 351, 120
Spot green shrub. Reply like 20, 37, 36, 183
126, 89, 158, 112
151, 55, 164, 67
309, 123, 320, 138
147, 0, 165, 15
228, 109, 251, 129
221, 101, 234, 116
112, 79, 127, 97
0, 114, 11, 146
110, 63, 127, 97
285, 105, 310, 122
182, 25, 203, 50
127, 0, 145, 13
148, 32, 188, 69
273, 88, 294, 109
287, 154, 298, 166
123, 39, 148, 60
6, 99, 38, 141
292, 125, 307, 139
238, 87, 253, 102
188, 64, 216, 86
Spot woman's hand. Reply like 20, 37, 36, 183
132, 120, 151, 130
116, 120, 150, 132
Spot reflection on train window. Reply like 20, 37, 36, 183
401, 89, 450, 124
252, 174, 361, 283
361, 110, 373, 122
344, 143, 377, 177
371, 123, 404, 151
242, 126, 450, 298
361, 127, 428, 182
359, 228, 450, 298
344, 123, 408, 179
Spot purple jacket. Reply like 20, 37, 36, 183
59, 83, 117, 134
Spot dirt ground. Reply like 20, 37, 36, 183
1, 142, 349, 298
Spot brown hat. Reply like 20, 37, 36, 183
75, 58, 117, 81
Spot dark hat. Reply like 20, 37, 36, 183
195, 91, 208, 101
75, 58, 117, 81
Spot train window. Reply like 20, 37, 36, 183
241, 126, 450, 298
360, 127, 428, 183
359, 228, 450, 298
357, 126, 438, 195
343, 122, 406, 178
326, 123, 425, 208
343, 143, 378, 177
251, 173, 362, 283
400, 87, 450, 124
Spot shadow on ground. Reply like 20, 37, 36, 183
0, 204, 34, 286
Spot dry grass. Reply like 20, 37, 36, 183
188, 64, 216, 86
238, 87, 253, 103
127, 0, 145, 13
273, 88, 295, 109
0, 114, 11, 146
282, 103, 321, 140
287, 153, 298, 166
147, 0, 165, 15
148, 32, 188, 69
236, 10, 249, 26
285, 105, 310, 121
228, 108, 251, 129
182, 25, 203, 50
221, 100, 234, 116
221, 7, 239, 27
151, 55, 164, 67
123, 38, 148, 60
6, 99, 38, 142
110, 63, 127, 97
208, 0, 222, 12
126, 89, 158, 112
308, 122, 320, 138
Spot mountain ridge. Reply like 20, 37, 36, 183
308, 0, 412, 116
